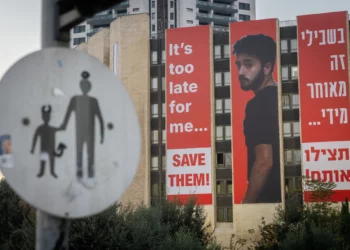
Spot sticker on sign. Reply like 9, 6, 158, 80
0, 47, 141, 219
0, 134, 14, 169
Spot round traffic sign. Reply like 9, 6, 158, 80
0, 47, 141, 218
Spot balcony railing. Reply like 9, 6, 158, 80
91, 12, 128, 21
86, 27, 110, 37
197, 13, 235, 23
280, 15, 350, 27
213, 26, 229, 32
197, 0, 237, 13
115, 1, 129, 10
280, 20, 297, 27
117, 1, 129, 7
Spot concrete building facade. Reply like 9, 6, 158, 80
70, 0, 256, 47
72, 12, 309, 247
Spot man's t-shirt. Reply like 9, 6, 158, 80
243, 85, 281, 203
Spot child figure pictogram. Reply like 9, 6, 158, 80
31, 105, 66, 178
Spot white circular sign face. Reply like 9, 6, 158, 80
0, 47, 141, 218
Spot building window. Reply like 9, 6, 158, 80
151, 156, 158, 170
284, 149, 301, 165
282, 66, 298, 80
282, 66, 288, 80
217, 207, 233, 222
290, 39, 297, 52
224, 99, 231, 113
216, 180, 232, 196
73, 37, 85, 45
162, 156, 166, 168
162, 130, 166, 143
162, 103, 166, 117
283, 122, 291, 138
152, 13, 155, 20
282, 94, 290, 110
281, 39, 288, 53
281, 39, 298, 53
216, 126, 223, 140
151, 51, 158, 64
215, 72, 222, 86
216, 99, 231, 114
151, 183, 159, 196
239, 14, 250, 21
283, 121, 300, 138
291, 94, 299, 109
291, 66, 298, 79
170, 0, 174, 8
151, 130, 158, 143
239, 3, 250, 10
170, 12, 174, 20
73, 25, 85, 33
151, 104, 158, 117
282, 93, 299, 110
223, 72, 230, 86
216, 153, 232, 168
162, 77, 165, 90
186, 20, 193, 24
214, 45, 221, 59
170, 24, 174, 28
151, 77, 158, 91
285, 177, 302, 195
215, 71, 230, 86
216, 99, 223, 114
162, 50, 166, 63
225, 126, 231, 140
216, 126, 231, 141
133, 8, 140, 12
152, 1, 155, 8
152, 25, 156, 32
186, 8, 193, 12
214, 45, 230, 59
223, 45, 230, 58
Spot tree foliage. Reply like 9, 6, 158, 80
0, 179, 221, 250
253, 177, 350, 250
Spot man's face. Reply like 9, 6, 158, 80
235, 53, 265, 91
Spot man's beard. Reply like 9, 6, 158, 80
239, 69, 265, 91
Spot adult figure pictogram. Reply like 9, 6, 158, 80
60, 71, 105, 179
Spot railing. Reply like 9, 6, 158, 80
86, 27, 109, 35
280, 20, 297, 27
91, 12, 128, 21
197, 13, 236, 22
117, 1, 129, 7
280, 14, 350, 27
213, 26, 229, 32
196, 0, 236, 11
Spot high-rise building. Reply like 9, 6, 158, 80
70, 0, 256, 48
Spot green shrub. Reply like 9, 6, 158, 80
0, 179, 220, 250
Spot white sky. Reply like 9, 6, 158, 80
0, 0, 350, 79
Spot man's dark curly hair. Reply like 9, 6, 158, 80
232, 34, 276, 73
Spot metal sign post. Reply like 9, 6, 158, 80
37, 0, 69, 249
0, 1, 141, 250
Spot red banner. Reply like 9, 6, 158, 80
297, 11, 350, 202
166, 26, 212, 205
230, 19, 282, 204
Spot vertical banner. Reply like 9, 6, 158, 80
230, 19, 282, 204
297, 11, 350, 202
165, 26, 212, 205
